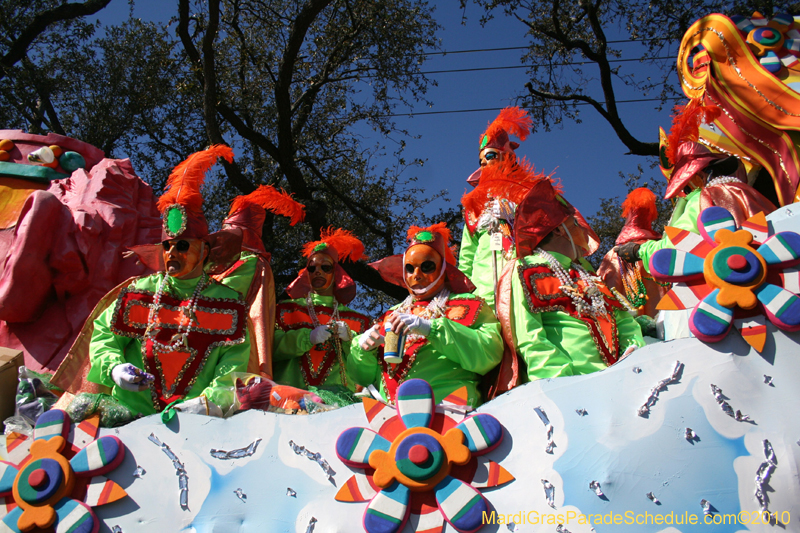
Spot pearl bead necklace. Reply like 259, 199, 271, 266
535, 248, 609, 318
145, 271, 209, 352
706, 175, 741, 187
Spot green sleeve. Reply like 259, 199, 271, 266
273, 328, 313, 361
201, 335, 250, 411
639, 191, 702, 272
511, 270, 575, 380
347, 337, 381, 389
87, 302, 132, 388
427, 305, 503, 375
615, 309, 646, 351
458, 223, 477, 279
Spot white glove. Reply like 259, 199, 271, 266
333, 320, 352, 341
359, 325, 385, 351
490, 198, 515, 223
111, 363, 153, 392
392, 312, 432, 337
310, 325, 332, 345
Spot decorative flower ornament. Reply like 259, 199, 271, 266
0, 410, 128, 533
650, 207, 800, 351
729, 12, 800, 74
335, 379, 513, 533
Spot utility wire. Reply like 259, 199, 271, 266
420, 55, 673, 75
381, 96, 682, 117
421, 38, 669, 57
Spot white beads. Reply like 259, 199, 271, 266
534, 248, 609, 318
706, 175, 742, 187
146, 272, 209, 353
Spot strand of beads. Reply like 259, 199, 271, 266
146, 272, 209, 352
306, 292, 348, 387
706, 175, 741, 187
535, 248, 609, 318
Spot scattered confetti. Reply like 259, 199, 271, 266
234, 488, 247, 502
589, 480, 604, 497
210, 438, 262, 460
111, 527, 122, 533
541, 479, 556, 508
632, 367, 642, 373
534, 407, 557, 454
575, 408, 588, 416
289, 440, 336, 483
533, 406, 550, 425
700, 499, 712, 515
638, 361, 683, 417
685, 428, 697, 441
764, 375, 774, 386
506, 523, 517, 532
305, 516, 318, 533
132, 466, 146, 478
646, 492, 660, 504
149, 433, 189, 510
755, 439, 777, 516
556, 524, 572, 533
287, 488, 297, 497
710, 384, 751, 422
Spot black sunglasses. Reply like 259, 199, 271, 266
484, 151, 499, 161
307, 264, 333, 273
405, 260, 437, 274
162, 240, 190, 252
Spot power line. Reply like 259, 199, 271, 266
421, 38, 669, 57
420, 55, 673, 75
382, 96, 682, 117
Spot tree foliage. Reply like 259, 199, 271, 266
0, 0, 448, 311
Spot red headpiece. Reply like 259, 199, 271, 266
224, 185, 306, 255
286, 227, 366, 304
467, 107, 533, 187
514, 179, 600, 258
616, 187, 662, 245
369, 223, 476, 295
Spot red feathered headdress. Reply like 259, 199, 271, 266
224, 185, 306, 255
286, 227, 366, 304
480, 107, 532, 152
665, 99, 721, 167
616, 187, 662, 245
405, 222, 456, 266
462, 157, 554, 229
157, 144, 234, 240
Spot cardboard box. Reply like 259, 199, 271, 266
0, 347, 23, 426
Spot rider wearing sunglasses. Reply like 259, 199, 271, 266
349, 223, 503, 408
273, 228, 371, 395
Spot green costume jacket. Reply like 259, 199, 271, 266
458, 221, 515, 311
511, 252, 644, 381
638, 189, 701, 272
273, 294, 371, 391
87, 273, 250, 416
347, 292, 503, 407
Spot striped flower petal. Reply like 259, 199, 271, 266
740, 212, 770, 245
0, 506, 23, 533
760, 50, 782, 73
665, 226, 714, 257
468, 457, 514, 489
755, 283, 800, 330
67, 416, 100, 459
0, 462, 18, 496
34, 410, 69, 446
649, 249, 705, 281
779, 265, 800, 293
82, 476, 127, 507
757, 232, 800, 265
689, 289, 734, 342
4, 433, 30, 466
53, 497, 95, 533
451, 414, 503, 454
434, 476, 488, 533
336, 428, 391, 467
362, 398, 397, 434
396, 379, 434, 430
735, 315, 768, 352
698, 207, 737, 244
409, 505, 444, 533
363, 482, 409, 533
69, 436, 125, 476
335, 471, 378, 503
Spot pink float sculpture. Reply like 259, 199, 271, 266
0, 130, 161, 373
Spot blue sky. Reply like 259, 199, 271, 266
96, 0, 679, 220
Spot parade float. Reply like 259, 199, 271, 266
3, 10, 800, 533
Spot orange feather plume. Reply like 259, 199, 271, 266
621, 187, 658, 225
407, 222, 457, 265
157, 144, 234, 213
462, 157, 556, 219
302, 227, 366, 262
228, 185, 306, 226
484, 106, 532, 143
665, 99, 720, 166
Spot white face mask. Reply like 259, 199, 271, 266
402, 250, 447, 296
561, 222, 578, 260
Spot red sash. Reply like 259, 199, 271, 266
377, 296, 484, 401
275, 301, 370, 387
111, 286, 246, 409
518, 264, 623, 366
